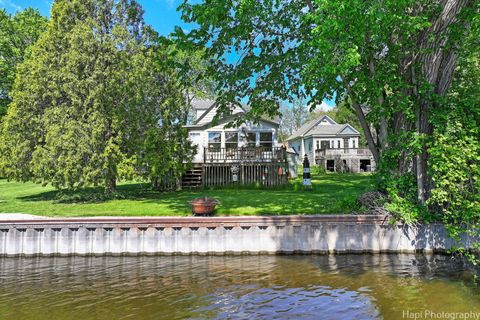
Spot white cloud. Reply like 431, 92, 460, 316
0, 0, 22, 11
164, 0, 177, 8
311, 101, 335, 112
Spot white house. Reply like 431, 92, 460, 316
287, 115, 375, 172
181, 99, 297, 187
184, 99, 281, 163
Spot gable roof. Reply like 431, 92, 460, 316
286, 115, 338, 141
186, 99, 280, 129
191, 98, 216, 110
338, 124, 359, 135
308, 124, 360, 136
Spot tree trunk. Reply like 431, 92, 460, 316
105, 176, 116, 194
151, 177, 159, 190
350, 100, 380, 164
412, 0, 471, 203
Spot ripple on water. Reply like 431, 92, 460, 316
0, 254, 478, 320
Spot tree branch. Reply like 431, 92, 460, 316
305, 0, 315, 13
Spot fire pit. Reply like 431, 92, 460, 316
189, 197, 219, 216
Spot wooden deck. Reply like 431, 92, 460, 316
204, 147, 287, 163
189, 147, 290, 187
315, 148, 372, 159
314, 148, 375, 173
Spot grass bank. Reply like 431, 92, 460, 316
0, 173, 374, 217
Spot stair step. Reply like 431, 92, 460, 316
182, 164, 203, 187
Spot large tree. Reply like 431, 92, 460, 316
0, 0, 193, 193
0, 8, 47, 118
177, 0, 477, 204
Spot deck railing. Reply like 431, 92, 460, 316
315, 148, 372, 158
204, 147, 287, 163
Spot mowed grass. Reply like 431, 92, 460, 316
0, 173, 375, 217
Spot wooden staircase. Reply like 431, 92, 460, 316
181, 164, 203, 188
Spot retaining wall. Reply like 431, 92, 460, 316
0, 215, 473, 256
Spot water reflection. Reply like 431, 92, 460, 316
0, 254, 478, 319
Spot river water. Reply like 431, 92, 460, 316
0, 254, 478, 319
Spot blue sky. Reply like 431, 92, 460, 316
1, 0, 190, 36
1, 0, 335, 109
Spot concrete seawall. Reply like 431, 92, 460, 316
0, 215, 472, 256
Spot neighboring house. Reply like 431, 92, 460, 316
287, 115, 375, 173
182, 99, 294, 187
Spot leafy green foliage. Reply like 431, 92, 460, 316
0, 8, 47, 119
177, 0, 479, 258
0, 0, 194, 193
279, 96, 367, 144
429, 47, 480, 262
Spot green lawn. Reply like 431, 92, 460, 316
0, 173, 374, 217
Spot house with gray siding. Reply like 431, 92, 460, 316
287, 115, 375, 173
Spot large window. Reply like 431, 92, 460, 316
246, 132, 256, 147
320, 141, 330, 149
260, 132, 273, 148
208, 132, 221, 149
225, 132, 238, 150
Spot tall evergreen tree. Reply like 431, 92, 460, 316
0, 8, 47, 119
0, 0, 193, 193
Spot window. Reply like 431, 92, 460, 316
246, 132, 256, 147
316, 141, 319, 150
352, 140, 356, 148
260, 132, 273, 148
337, 140, 340, 148
320, 141, 330, 149
208, 132, 221, 149
225, 132, 238, 150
